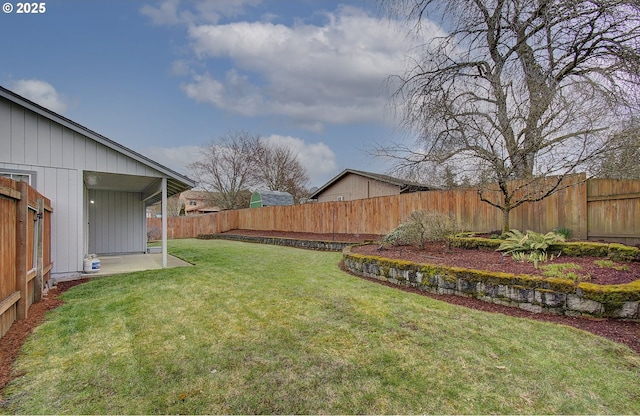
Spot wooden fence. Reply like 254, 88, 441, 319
1, 177, 53, 338
148, 177, 640, 246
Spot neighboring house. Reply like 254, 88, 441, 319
308, 169, 436, 203
250, 190, 294, 208
0, 86, 195, 278
179, 190, 221, 215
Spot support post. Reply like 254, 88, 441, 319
16, 181, 28, 320
34, 198, 44, 302
162, 177, 167, 268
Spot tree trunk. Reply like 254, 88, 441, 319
501, 208, 511, 233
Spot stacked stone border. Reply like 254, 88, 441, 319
198, 233, 353, 251
342, 245, 640, 320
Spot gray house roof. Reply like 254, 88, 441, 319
0, 86, 195, 204
308, 169, 435, 200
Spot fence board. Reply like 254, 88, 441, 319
148, 176, 639, 246
587, 179, 640, 245
0, 177, 53, 338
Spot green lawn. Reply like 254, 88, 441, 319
2, 239, 639, 414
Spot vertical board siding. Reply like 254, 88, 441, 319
0, 177, 53, 338
151, 177, 639, 245
0, 99, 11, 158
1, 94, 177, 273
88, 189, 145, 254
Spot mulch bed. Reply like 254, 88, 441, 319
352, 242, 640, 286
0, 279, 87, 400
1, 231, 639, 400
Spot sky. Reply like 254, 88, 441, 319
0, 0, 430, 188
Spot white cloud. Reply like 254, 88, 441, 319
262, 134, 337, 184
11, 79, 68, 114
143, 145, 202, 176
180, 73, 226, 107
173, 5, 429, 130
140, 0, 182, 25
141, 0, 261, 26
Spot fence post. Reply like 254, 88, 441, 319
15, 181, 28, 320
34, 198, 44, 302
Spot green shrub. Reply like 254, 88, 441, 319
511, 251, 554, 268
497, 230, 565, 266
498, 230, 566, 255
381, 222, 417, 248
382, 210, 464, 249
553, 227, 573, 240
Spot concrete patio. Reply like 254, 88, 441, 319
81, 253, 192, 277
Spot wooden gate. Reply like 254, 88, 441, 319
0, 177, 53, 338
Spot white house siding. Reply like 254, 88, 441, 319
0, 94, 169, 275
88, 189, 145, 255
0, 162, 82, 275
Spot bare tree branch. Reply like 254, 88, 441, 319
378, 0, 640, 231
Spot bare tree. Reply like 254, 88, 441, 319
379, 0, 640, 231
256, 143, 310, 203
592, 117, 640, 179
189, 131, 262, 210
189, 131, 311, 209
147, 195, 184, 217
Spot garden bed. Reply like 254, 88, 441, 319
352, 242, 640, 286
345, 241, 640, 320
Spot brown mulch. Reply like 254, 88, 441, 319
352, 241, 640, 286
0, 279, 87, 399
1, 231, 639, 399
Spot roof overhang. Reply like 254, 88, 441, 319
84, 171, 191, 206
1, 86, 196, 200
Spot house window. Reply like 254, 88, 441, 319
337, 195, 344, 201
0, 170, 35, 186
189, 201, 197, 206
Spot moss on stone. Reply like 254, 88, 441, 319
343, 243, 640, 318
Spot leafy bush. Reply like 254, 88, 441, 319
553, 227, 573, 240
380, 222, 418, 248
497, 230, 565, 255
497, 230, 565, 266
382, 210, 464, 249
511, 251, 553, 268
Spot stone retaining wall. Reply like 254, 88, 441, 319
342, 246, 640, 320
198, 234, 351, 251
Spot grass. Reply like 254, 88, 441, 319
2, 239, 640, 414
594, 259, 631, 271
539, 262, 585, 281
